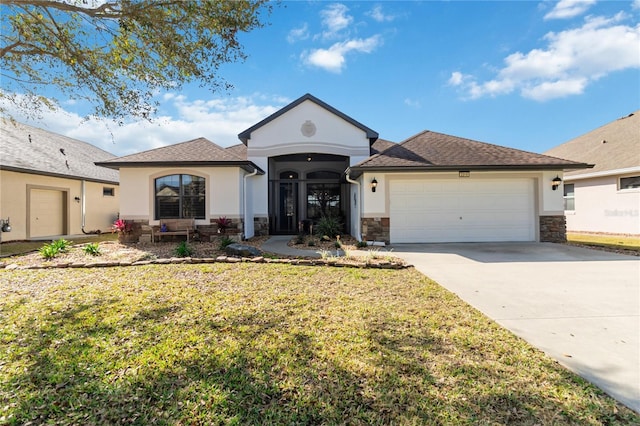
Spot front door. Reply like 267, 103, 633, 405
277, 180, 298, 233
268, 154, 350, 235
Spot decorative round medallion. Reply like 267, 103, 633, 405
301, 120, 316, 137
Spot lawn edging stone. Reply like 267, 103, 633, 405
0, 255, 409, 270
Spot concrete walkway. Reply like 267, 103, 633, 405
261, 235, 322, 258
390, 242, 640, 413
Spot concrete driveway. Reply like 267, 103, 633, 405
390, 242, 640, 413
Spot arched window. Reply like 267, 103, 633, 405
155, 174, 205, 219
280, 171, 298, 179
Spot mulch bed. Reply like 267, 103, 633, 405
0, 235, 406, 270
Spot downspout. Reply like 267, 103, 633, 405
81, 179, 86, 232
243, 168, 258, 240
345, 168, 362, 241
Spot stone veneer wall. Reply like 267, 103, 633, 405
254, 217, 269, 236
362, 217, 390, 244
540, 215, 566, 242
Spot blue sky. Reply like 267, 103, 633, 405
5, 0, 640, 157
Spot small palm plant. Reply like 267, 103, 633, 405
83, 243, 101, 256
174, 241, 194, 257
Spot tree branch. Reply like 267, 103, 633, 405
0, 0, 122, 18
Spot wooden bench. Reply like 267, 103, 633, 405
152, 219, 195, 243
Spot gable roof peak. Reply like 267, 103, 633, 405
237, 93, 378, 144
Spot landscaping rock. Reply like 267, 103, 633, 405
225, 243, 262, 258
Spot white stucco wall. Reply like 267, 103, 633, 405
246, 99, 374, 219
566, 175, 640, 235
118, 166, 244, 224
246, 100, 372, 160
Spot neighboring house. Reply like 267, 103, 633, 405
0, 120, 120, 243
545, 111, 639, 236
97, 93, 588, 244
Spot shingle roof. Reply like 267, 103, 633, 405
351, 130, 590, 173
0, 120, 119, 184
96, 137, 264, 174
238, 93, 379, 144
226, 143, 247, 160
544, 111, 639, 177
370, 138, 395, 155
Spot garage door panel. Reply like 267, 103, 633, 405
390, 179, 535, 243
30, 189, 65, 238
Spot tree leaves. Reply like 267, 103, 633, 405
1, 0, 273, 122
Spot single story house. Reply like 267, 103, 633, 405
0, 120, 120, 243
545, 111, 639, 236
96, 93, 589, 244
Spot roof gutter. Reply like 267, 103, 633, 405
347, 163, 593, 177
345, 168, 362, 242
94, 161, 265, 175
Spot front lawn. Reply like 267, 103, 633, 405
567, 232, 640, 252
1, 264, 636, 425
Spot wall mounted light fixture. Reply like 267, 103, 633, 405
371, 178, 378, 192
74, 196, 81, 202
552, 175, 562, 191
0, 217, 11, 232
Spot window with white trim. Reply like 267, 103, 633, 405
103, 187, 115, 197
155, 174, 205, 219
563, 183, 575, 211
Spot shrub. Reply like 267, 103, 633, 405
174, 241, 194, 257
307, 239, 316, 247
112, 219, 133, 233
39, 244, 58, 260
294, 233, 306, 245
315, 216, 342, 238
83, 243, 101, 256
215, 216, 232, 233
51, 238, 71, 252
356, 240, 368, 248
219, 236, 234, 250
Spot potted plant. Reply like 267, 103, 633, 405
214, 216, 232, 234
113, 218, 136, 243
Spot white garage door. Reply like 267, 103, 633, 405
30, 188, 65, 238
390, 179, 535, 243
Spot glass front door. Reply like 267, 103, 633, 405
277, 181, 298, 233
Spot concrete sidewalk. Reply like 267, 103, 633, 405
261, 235, 322, 258
391, 242, 640, 413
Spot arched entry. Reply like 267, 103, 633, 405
268, 154, 349, 234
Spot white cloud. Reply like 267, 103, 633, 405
320, 3, 353, 39
304, 35, 382, 73
544, 0, 597, 20
367, 5, 396, 22
404, 98, 421, 108
448, 71, 465, 86
2, 93, 287, 156
287, 23, 309, 43
634, 0, 640, 10
450, 12, 640, 101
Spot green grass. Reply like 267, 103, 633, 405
0, 233, 117, 258
1, 264, 637, 425
567, 232, 640, 251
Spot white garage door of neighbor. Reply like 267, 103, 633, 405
390, 179, 535, 243
30, 188, 65, 238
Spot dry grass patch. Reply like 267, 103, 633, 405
1, 265, 636, 425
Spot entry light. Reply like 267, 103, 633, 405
0, 217, 11, 232
371, 178, 378, 192
552, 175, 562, 191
